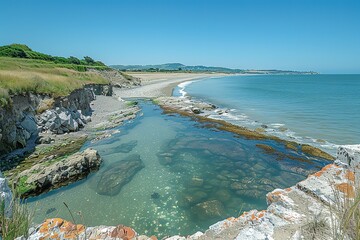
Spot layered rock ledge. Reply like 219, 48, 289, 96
13, 148, 101, 198
20, 145, 359, 239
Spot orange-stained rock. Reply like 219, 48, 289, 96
39, 218, 65, 234
336, 182, 355, 198
50, 233, 60, 239
39, 233, 51, 240
312, 164, 338, 178
150, 236, 158, 240
61, 221, 77, 232
345, 170, 355, 182
257, 210, 266, 218
111, 224, 136, 239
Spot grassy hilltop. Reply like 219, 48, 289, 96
0, 44, 110, 106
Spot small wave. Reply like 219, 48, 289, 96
205, 106, 339, 155
269, 123, 286, 128
178, 81, 197, 98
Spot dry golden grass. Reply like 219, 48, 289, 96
0, 57, 109, 106
330, 179, 360, 240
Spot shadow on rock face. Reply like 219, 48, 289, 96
93, 154, 144, 196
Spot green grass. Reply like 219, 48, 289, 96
15, 176, 36, 197
125, 100, 138, 107
0, 57, 110, 107
0, 198, 33, 240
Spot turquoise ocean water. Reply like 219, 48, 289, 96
28, 101, 330, 237
177, 74, 360, 154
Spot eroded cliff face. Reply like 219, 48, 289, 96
0, 84, 112, 160
0, 93, 47, 156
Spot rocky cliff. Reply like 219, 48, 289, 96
0, 84, 112, 161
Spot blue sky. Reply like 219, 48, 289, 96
1, 0, 360, 73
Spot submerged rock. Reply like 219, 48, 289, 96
45, 207, 56, 215
214, 189, 231, 202
151, 192, 160, 199
191, 200, 225, 220
179, 191, 208, 207
190, 177, 204, 187
118, 140, 138, 153
96, 154, 144, 196
102, 140, 138, 155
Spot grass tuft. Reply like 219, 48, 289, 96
330, 179, 360, 240
0, 197, 33, 240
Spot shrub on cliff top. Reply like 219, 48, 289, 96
0, 43, 106, 67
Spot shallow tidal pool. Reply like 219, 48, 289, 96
28, 101, 330, 237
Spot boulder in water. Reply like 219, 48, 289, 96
96, 154, 144, 196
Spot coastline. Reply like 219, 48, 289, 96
4, 72, 357, 239
115, 72, 228, 98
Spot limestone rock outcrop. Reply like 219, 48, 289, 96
37, 107, 91, 134
15, 148, 101, 198
15, 218, 157, 240
155, 97, 216, 114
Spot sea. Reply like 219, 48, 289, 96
175, 74, 360, 155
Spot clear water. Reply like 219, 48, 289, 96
28, 101, 330, 237
179, 74, 360, 153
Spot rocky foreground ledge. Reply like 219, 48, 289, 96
16, 146, 359, 239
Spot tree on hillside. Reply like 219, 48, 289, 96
84, 56, 95, 65
68, 56, 81, 65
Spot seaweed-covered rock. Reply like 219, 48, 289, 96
95, 154, 144, 196
301, 144, 335, 161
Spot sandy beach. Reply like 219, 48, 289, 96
115, 72, 228, 98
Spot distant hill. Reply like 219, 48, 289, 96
111, 63, 318, 74
0, 44, 106, 67
111, 63, 242, 73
